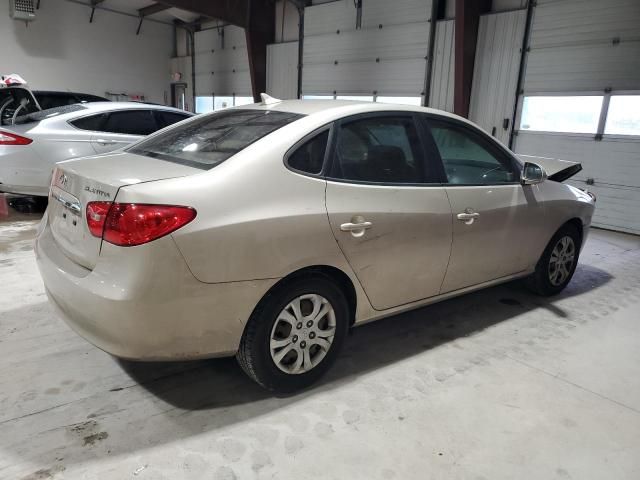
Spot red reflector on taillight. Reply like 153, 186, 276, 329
0, 130, 33, 145
86, 201, 112, 237
101, 203, 196, 247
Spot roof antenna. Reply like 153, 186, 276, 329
260, 93, 281, 105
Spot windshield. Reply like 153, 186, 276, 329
129, 109, 303, 170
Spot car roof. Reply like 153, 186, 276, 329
235, 99, 470, 124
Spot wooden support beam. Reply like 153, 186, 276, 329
246, 0, 275, 101
453, 0, 491, 118
139, 3, 171, 17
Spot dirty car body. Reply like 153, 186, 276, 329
35, 99, 595, 391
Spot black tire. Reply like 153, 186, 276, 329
526, 223, 581, 296
237, 274, 350, 393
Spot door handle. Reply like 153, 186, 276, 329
340, 220, 372, 238
96, 139, 117, 146
457, 210, 480, 225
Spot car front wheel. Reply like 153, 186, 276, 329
527, 223, 581, 296
237, 274, 349, 393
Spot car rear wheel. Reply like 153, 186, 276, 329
527, 223, 581, 296
237, 274, 349, 393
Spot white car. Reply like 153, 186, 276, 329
0, 102, 192, 196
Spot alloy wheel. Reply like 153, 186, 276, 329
269, 294, 336, 374
548, 235, 576, 286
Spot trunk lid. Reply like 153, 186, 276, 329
48, 152, 201, 269
518, 154, 582, 182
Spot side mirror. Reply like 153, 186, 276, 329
521, 162, 547, 185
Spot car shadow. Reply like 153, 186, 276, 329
118, 262, 612, 411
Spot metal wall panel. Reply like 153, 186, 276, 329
194, 25, 252, 96
302, 1, 430, 96
515, 132, 640, 234
361, 0, 430, 27
267, 42, 299, 99
429, 20, 455, 112
524, 0, 640, 92
469, 10, 526, 144
305, 0, 357, 37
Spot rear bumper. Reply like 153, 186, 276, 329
35, 216, 278, 360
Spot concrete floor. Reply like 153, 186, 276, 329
1, 195, 639, 480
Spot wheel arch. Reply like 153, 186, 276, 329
254, 265, 358, 327
562, 217, 584, 247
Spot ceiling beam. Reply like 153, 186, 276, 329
139, 3, 171, 17
155, 0, 249, 28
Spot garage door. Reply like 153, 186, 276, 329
469, 10, 526, 145
512, 0, 640, 234
302, 0, 432, 98
194, 25, 252, 102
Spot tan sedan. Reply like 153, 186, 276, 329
35, 98, 595, 392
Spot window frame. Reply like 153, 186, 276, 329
421, 114, 523, 187
323, 111, 443, 187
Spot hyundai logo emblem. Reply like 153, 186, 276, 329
58, 172, 68, 187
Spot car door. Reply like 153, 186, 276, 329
423, 116, 545, 293
90, 109, 158, 154
325, 113, 453, 311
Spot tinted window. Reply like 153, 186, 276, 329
330, 116, 425, 184
155, 110, 191, 129
103, 110, 157, 135
70, 113, 106, 131
428, 120, 517, 185
129, 109, 303, 170
288, 130, 329, 174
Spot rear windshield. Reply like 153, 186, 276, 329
129, 109, 303, 170
14, 104, 88, 125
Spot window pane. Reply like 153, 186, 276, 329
605, 95, 640, 135
376, 96, 422, 106
71, 113, 106, 131
214, 96, 234, 111
336, 95, 374, 102
234, 96, 254, 107
288, 130, 329, 174
195, 96, 213, 113
520, 96, 602, 134
332, 116, 425, 183
155, 111, 191, 129
303, 95, 334, 100
130, 109, 302, 170
430, 121, 516, 184
103, 110, 157, 135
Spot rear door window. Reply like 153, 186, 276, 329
329, 115, 427, 184
102, 110, 158, 135
130, 109, 303, 170
154, 110, 191, 129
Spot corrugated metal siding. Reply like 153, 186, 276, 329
515, 132, 640, 234
429, 20, 455, 112
305, 0, 357, 37
469, 10, 526, 144
267, 42, 299, 99
524, 0, 640, 92
302, 0, 431, 96
194, 26, 251, 96
361, 0, 429, 27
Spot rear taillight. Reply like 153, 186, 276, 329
86, 202, 196, 247
0, 130, 32, 145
